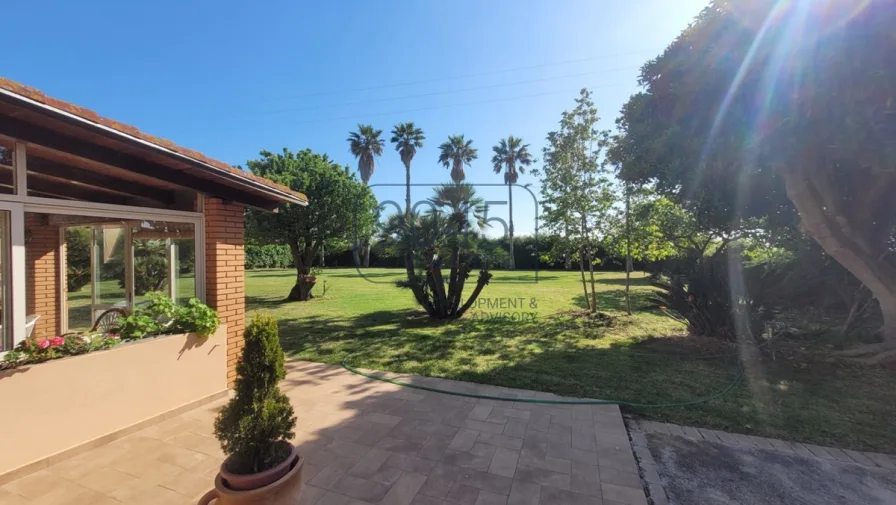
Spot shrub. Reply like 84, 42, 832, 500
245, 244, 293, 269
116, 293, 219, 339
213, 313, 296, 474
174, 298, 220, 337
66, 227, 91, 292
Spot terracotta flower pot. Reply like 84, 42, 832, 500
198, 443, 303, 505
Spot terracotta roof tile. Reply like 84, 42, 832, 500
0, 77, 307, 204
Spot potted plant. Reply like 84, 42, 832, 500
201, 313, 302, 504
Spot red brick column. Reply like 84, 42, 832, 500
204, 198, 246, 387
25, 214, 62, 339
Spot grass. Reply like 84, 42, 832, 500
246, 267, 896, 453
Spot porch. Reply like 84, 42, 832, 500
0, 78, 306, 481
0, 361, 647, 505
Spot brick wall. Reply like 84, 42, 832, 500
204, 198, 246, 387
25, 214, 61, 339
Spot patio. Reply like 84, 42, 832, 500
0, 360, 647, 505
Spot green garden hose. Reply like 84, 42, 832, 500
340, 351, 746, 409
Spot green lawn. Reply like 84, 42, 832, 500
246, 267, 896, 453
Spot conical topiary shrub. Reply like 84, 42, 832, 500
214, 313, 296, 474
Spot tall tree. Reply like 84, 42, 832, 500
609, 0, 896, 359
390, 122, 427, 306
347, 124, 385, 267
491, 136, 534, 270
540, 89, 615, 313
390, 122, 425, 221
245, 149, 377, 301
438, 135, 477, 183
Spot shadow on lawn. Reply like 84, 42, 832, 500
273, 302, 896, 453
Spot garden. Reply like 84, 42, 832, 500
246, 267, 896, 454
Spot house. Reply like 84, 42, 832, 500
0, 78, 307, 481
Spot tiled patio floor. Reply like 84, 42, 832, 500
0, 361, 646, 505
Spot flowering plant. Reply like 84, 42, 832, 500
2, 332, 122, 369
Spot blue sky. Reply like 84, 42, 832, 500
5, 0, 706, 237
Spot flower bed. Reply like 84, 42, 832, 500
2, 293, 218, 370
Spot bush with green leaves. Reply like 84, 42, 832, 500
213, 313, 296, 474
116, 292, 219, 339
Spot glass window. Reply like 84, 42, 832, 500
0, 139, 16, 195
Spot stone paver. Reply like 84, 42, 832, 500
0, 361, 646, 505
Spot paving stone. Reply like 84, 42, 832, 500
489, 448, 520, 478
507, 479, 540, 505
823, 446, 857, 463
504, 418, 528, 439
514, 464, 571, 490
601, 465, 644, 488
377, 437, 426, 455
546, 443, 597, 466
410, 495, 448, 505
366, 413, 403, 427
385, 453, 439, 475
547, 425, 573, 446
331, 474, 392, 502
470, 405, 495, 421
475, 490, 509, 505
472, 443, 499, 458
601, 482, 648, 505
628, 430, 648, 448
457, 468, 514, 495
746, 435, 775, 450
298, 485, 328, 505
571, 428, 597, 452
538, 485, 602, 505
328, 440, 373, 459
866, 452, 896, 469
596, 447, 639, 474
728, 432, 756, 447
790, 443, 816, 459
446, 483, 482, 505
467, 420, 508, 435
355, 424, 396, 446
767, 438, 795, 453
380, 472, 427, 505
478, 433, 525, 451
803, 443, 836, 460
519, 442, 571, 474
420, 435, 456, 461
442, 449, 495, 471
570, 463, 602, 497
310, 456, 363, 490
646, 481, 669, 505
528, 414, 552, 433
679, 425, 702, 440
419, 463, 463, 499
842, 449, 876, 466
349, 448, 392, 478
694, 428, 721, 443
709, 429, 737, 445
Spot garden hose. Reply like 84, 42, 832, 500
340, 350, 747, 409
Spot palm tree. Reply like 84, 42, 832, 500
438, 135, 478, 183
347, 124, 385, 185
491, 136, 534, 270
390, 122, 425, 221
347, 124, 384, 266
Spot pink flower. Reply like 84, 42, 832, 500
51, 336, 65, 347
110, 334, 121, 340
38, 339, 51, 349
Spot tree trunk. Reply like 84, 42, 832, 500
457, 270, 494, 316
625, 184, 632, 315
287, 242, 317, 301
782, 169, 896, 347
587, 248, 598, 314
405, 161, 412, 224
579, 247, 591, 311
363, 241, 371, 268
508, 182, 515, 270
404, 251, 432, 315
563, 223, 572, 270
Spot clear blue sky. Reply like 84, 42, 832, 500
5, 0, 706, 236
